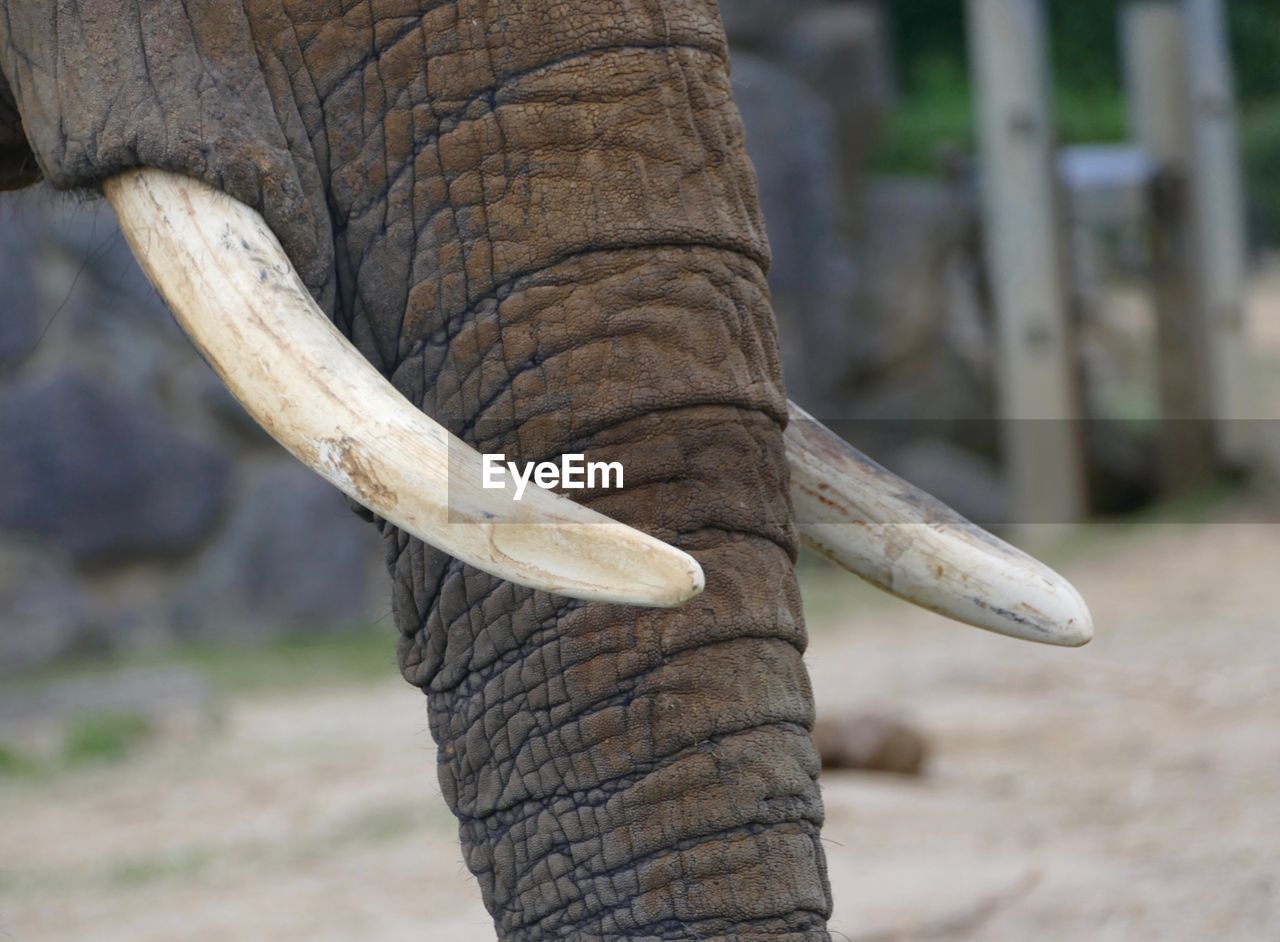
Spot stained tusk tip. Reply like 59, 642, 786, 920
786, 400, 1096, 647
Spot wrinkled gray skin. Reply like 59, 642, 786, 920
0, 3, 829, 938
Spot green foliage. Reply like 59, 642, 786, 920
887, 1, 1278, 105
62, 711, 153, 765
1243, 103, 1280, 246
872, 56, 973, 175
872, 55, 1129, 176
1228, 2, 1280, 104
1052, 88, 1129, 146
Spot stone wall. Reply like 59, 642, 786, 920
724, 0, 894, 413
724, 1, 1010, 517
2, 1, 1011, 673
0, 190, 386, 674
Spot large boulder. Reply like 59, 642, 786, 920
779, 3, 895, 206
0, 541, 91, 674
814, 712, 928, 776
850, 178, 979, 377
0, 371, 232, 565
173, 462, 382, 639
883, 438, 1009, 527
0, 222, 40, 372
718, 0, 825, 50
0, 184, 390, 670
732, 53, 857, 412
724, 5, 897, 415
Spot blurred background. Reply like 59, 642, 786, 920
2, 1, 1278, 939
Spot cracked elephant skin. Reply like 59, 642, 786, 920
0, 3, 832, 939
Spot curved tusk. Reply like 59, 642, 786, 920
103, 169, 703, 609
786, 402, 1093, 646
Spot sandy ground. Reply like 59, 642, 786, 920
3, 512, 1279, 942
3, 266, 1280, 940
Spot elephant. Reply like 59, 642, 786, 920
0, 3, 1091, 939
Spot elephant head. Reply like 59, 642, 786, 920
0, 3, 1090, 938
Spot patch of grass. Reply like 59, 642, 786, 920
324, 802, 427, 847
106, 847, 217, 888
177, 624, 401, 693
11, 622, 399, 700
1121, 478, 1243, 526
0, 740, 41, 778
1, 711, 162, 778
2, 624, 400, 777
796, 551, 899, 635
1043, 478, 1245, 566
62, 711, 153, 766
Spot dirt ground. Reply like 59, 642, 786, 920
3, 511, 1279, 942
3, 269, 1280, 940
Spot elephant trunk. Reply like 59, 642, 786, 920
395, 249, 831, 939
339, 5, 834, 937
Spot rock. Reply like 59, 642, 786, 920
173, 462, 381, 639
0, 223, 40, 372
0, 196, 390, 670
885, 438, 1010, 527
1083, 418, 1162, 517
816, 349, 999, 496
780, 3, 895, 202
0, 193, 198, 400
196, 370, 277, 447
732, 53, 857, 411
51, 215, 196, 401
851, 178, 977, 376
808, 176, 1009, 466
814, 713, 929, 776
718, 0, 824, 50
0, 371, 232, 566
0, 541, 92, 675
733, 54, 843, 298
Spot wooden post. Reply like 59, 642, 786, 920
966, 0, 1086, 526
1124, 4, 1192, 161
1122, 2, 1217, 493
1183, 0, 1253, 465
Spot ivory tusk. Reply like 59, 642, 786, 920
786, 402, 1093, 646
104, 169, 704, 609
